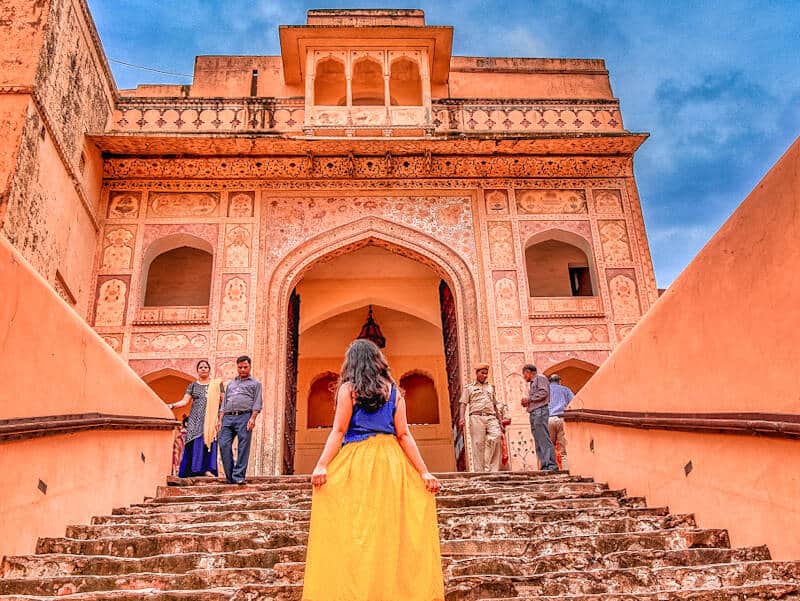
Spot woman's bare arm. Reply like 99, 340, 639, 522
168, 393, 192, 411
394, 393, 440, 493
311, 382, 354, 487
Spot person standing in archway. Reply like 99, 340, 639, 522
216, 355, 262, 485
302, 339, 444, 601
458, 363, 504, 472
168, 360, 222, 478
548, 373, 575, 471
521, 364, 558, 471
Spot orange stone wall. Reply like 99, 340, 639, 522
567, 137, 800, 559
0, 0, 114, 314
94, 153, 658, 473
0, 236, 173, 557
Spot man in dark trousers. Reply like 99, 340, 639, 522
217, 355, 262, 484
521, 364, 558, 471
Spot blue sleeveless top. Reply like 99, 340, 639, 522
343, 384, 397, 444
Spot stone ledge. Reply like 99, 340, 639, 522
0, 413, 178, 443
564, 409, 800, 439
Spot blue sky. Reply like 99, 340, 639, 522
87, 0, 800, 287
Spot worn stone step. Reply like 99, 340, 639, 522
0, 589, 237, 601
73, 511, 683, 542
1, 547, 306, 579
473, 583, 800, 601
34, 523, 715, 563
439, 514, 696, 540
91, 503, 665, 528
65, 520, 311, 540
155, 477, 600, 499
445, 560, 800, 600
92, 508, 311, 525
0, 567, 283, 596
35, 531, 307, 558
441, 528, 731, 558
112, 493, 630, 517
166, 471, 574, 487
437, 505, 667, 523
112, 499, 313, 515
147, 483, 615, 506
445, 547, 772, 578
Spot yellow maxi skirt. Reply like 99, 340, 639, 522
301, 434, 445, 601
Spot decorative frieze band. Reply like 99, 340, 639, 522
103, 155, 632, 181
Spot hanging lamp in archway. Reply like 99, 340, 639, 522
356, 305, 386, 348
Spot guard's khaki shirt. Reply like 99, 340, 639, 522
460, 381, 497, 414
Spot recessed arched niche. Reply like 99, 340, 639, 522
525, 229, 597, 297
141, 234, 214, 308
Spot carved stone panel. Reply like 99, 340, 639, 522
228, 191, 255, 218
593, 189, 624, 213
142, 223, 218, 252
531, 325, 609, 345
221, 275, 249, 324
616, 324, 635, 340
94, 276, 130, 326
135, 306, 209, 325
493, 271, 521, 323
101, 334, 123, 353
101, 226, 136, 271
485, 189, 509, 215
487, 222, 514, 266
516, 189, 587, 214
216, 358, 239, 382
607, 269, 641, 322
519, 220, 592, 244
599, 220, 632, 264
224, 225, 252, 269
500, 352, 527, 415
217, 331, 247, 352
130, 332, 209, 353
108, 191, 141, 219
497, 327, 523, 350
533, 350, 610, 372
263, 196, 475, 268
128, 358, 198, 378
148, 192, 220, 217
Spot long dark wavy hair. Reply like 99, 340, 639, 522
339, 339, 394, 412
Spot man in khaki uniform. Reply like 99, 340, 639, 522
458, 363, 503, 472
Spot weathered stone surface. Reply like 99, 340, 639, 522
1, 473, 798, 600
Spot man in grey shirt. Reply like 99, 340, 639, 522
217, 355, 262, 484
520, 364, 558, 471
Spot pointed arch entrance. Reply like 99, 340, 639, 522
257, 217, 481, 475
544, 358, 599, 393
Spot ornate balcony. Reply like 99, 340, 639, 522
528, 296, 604, 318
133, 306, 210, 326
109, 97, 622, 137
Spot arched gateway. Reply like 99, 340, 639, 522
251, 217, 484, 475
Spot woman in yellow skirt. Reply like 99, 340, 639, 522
301, 339, 445, 601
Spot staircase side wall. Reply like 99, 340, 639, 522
568, 136, 800, 558
0, 236, 174, 558
0, 0, 114, 316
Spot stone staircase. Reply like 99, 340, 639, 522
1, 471, 799, 600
